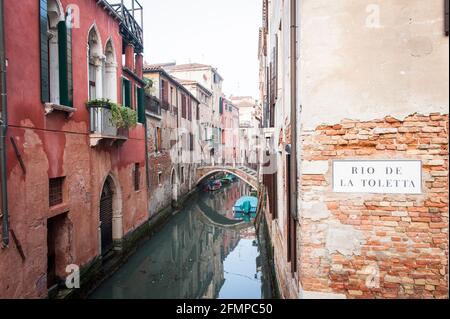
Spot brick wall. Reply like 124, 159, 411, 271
299, 113, 449, 298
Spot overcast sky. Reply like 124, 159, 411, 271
142, 0, 262, 99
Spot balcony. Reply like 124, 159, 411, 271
89, 104, 128, 147
146, 95, 162, 119
108, 0, 144, 53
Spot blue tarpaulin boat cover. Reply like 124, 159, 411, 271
234, 196, 258, 214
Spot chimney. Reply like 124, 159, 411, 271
125, 43, 134, 70
135, 53, 143, 78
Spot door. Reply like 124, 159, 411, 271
100, 178, 114, 254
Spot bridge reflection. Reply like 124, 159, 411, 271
90, 181, 263, 299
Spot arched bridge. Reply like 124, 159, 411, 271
196, 165, 259, 190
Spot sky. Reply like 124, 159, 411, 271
141, 0, 262, 99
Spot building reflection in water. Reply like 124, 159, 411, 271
90, 181, 264, 299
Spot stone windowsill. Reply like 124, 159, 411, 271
146, 111, 162, 120
45, 103, 76, 116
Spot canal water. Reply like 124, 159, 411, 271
90, 180, 270, 299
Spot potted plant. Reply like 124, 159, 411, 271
86, 98, 113, 109
87, 98, 137, 136
110, 103, 137, 131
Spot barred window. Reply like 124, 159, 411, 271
49, 177, 65, 207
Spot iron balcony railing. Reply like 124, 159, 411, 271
89, 105, 128, 139
109, 0, 144, 53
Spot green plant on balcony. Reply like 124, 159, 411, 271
144, 78, 155, 96
110, 103, 137, 129
86, 98, 112, 108
86, 98, 137, 129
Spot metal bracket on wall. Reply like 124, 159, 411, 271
10, 137, 26, 174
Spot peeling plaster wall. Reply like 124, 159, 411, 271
298, 114, 448, 298
295, 0, 449, 299
0, 0, 148, 298
299, 0, 449, 130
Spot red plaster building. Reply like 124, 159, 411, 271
0, 0, 148, 298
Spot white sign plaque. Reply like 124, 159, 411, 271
332, 160, 422, 194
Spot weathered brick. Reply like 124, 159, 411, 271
297, 113, 448, 299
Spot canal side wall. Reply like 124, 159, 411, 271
0, 0, 148, 299
262, 190, 300, 299
57, 186, 200, 298
257, 209, 281, 299
260, 0, 449, 299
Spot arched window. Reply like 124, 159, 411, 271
87, 25, 103, 100
104, 40, 118, 102
40, 0, 73, 107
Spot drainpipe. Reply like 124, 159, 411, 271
0, 0, 9, 247
289, 0, 298, 220
144, 104, 150, 191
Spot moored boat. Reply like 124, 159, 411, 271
205, 180, 222, 192
233, 196, 258, 214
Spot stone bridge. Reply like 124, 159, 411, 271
195, 165, 259, 190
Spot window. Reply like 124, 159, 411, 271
262, 136, 277, 219
187, 98, 192, 121
89, 60, 96, 100
122, 78, 131, 107
137, 86, 145, 124
132, 83, 135, 108
196, 104, 200, 121
40, 0, 73, 106
189, 133, 194, 151
161, 79, 169, 109
88, 26, 103, 102
219, 97, 223, 114
104, 40, 117, 102
158, 172, 163, 185
181, 167, 185, 184
286, 154, 297, 275
49, 177, 65, 207
134, 163, 140, 191
446, 0, 449, 36
155, 127, 162, 153
181, 95, 187, 119
213, 72, 220, 84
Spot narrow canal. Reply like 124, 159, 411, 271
90, 180, 272, 299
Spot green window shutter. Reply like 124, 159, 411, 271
58, 17, 73, 107
66, 13, 73, 106
123, 78, 131, 107
39, 0, 50, 103
219, 97, 223, 114
137, 87, 145, 124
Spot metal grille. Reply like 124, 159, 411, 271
100, 178, 114, 253
49, 177, 64, 207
